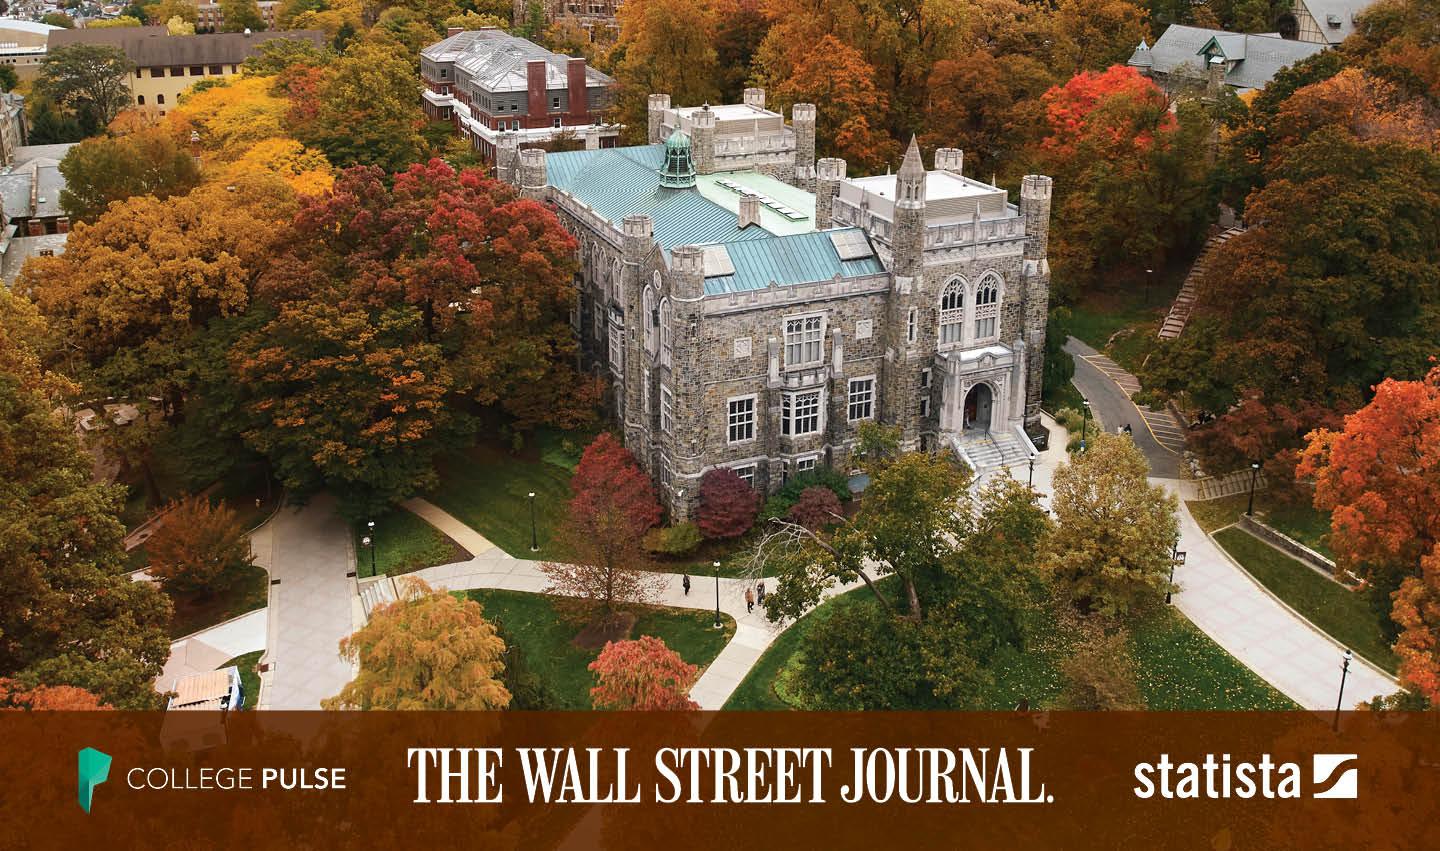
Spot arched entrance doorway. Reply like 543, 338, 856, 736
963, 383, 993, 432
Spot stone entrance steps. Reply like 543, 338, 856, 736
956, 431, 1029, 473
1159, 226, 1244, 341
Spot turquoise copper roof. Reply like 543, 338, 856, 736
546, 145, 773, 249
700, 229, 885, 295
544, 144, 885, 294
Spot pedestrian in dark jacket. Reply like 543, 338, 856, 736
682, 574, 691, 596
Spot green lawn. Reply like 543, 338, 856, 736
222, 650, 262, 710
1131, 608, 1299, 709
1186, 494, 1333, 557
166, 563, 269, 639
464, 589, 735, 709
725, 581, 1297, 711
354, 507, 469, 578
1214, 527, 1396, 673
429, 431, 589, 559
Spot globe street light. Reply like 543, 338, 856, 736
1145, 267, 1154, 307
1080, 400, 1091, 452
1246, 462, 1261, 517
712, 561, 722, 629
1333, 649, 1353, 731
1028, 451, 1037, 488
528, 491, 538, 552
366, 520, 376, 575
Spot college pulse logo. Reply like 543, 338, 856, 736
77, 747, 112, 813
1133, 753, 1359, 799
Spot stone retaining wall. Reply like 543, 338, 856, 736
1237, 513, 1341, 582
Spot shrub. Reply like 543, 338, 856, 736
695, 468, 759, 539
787, 486, 843, 530
759, 468, 853, 523
642, 522, 702, 556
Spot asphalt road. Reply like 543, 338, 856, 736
1062, 336, 1181, 478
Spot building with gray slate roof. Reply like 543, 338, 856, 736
1284, 0, 1376, 45
1129, 25, 1327, 95
0, 142, 76, 286
499, 90, 1054, 517
421, 28, 618, 162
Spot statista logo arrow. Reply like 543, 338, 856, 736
78, 747, 112, 813
1311, 754, 1358, 799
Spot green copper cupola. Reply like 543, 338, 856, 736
659, 129, 697, 189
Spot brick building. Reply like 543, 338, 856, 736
511, 0, 623, 43
195, 1, 281, 32
499, 90, 1053, 518
420, 28, 619, 162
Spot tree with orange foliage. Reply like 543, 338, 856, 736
0, 679, 112, 710
1392, 551, 1440, 704
146, 494, 255, 598
589, 636, 700, 710
542, 433, 665, 624
772, 35, 899, 171
1298, 367, 1440, 618
610, 0, 720, 141
1273, 68, 1439, 149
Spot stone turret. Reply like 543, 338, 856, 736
879, 136, 930, 450
667, 244, 707, 519
519, 147, 547, 200
690, 104, 716, 175
1020, 174, 1054, 435
934, 148, 963, 175
892, 136, 927, 280
621, 215, 654, 453
815, 157, 846, 230
1206, 55, 1226, 98
743, 87, 766, 110
496, 132, 519, 186
647, 93, 671, 144
791, 103, 817, 191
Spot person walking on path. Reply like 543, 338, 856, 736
744, 587, 755, 613
756, 581, 766, 606
682, 574, 691, 596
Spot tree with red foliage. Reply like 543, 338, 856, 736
787, 486, 843, 531
1298, 368, 1440, 681
0, 679, 112, 710
542, 434, 665, 623
695, 468, 759, 540
588, 636, 699, 710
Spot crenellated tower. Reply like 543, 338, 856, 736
519, 148, 547, 200
667, 245, 707, 519
814, 157, 846, 230
791, 103, 817, 191
647, 93, 671, 144
878, 136, 930, 449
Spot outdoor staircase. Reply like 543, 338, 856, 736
358, 574, 398, 621
955, 431, 1030, 474
1158, 226, 1244, 341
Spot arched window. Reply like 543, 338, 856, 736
642, 285, 657, 354
137, 95, 145, 105
156, 94, 165, 105
938, 279, 965, 345
659, 297, 673, 367
973, 276, 1000, 341
611, 259, 623, 302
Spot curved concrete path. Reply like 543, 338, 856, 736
156, 608, 267, 694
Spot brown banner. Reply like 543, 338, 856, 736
2, 711, 1435, 849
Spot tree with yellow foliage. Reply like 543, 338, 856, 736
170, 76, 289, 162
220, 137, 334, 195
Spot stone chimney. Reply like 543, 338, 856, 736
647, 93, 671, 144
738, 194, 761, 229
815, 157, 846, 230
934, 148, 963, 175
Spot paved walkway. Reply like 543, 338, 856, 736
1163, 478, 1395, 708
1065, 337, 1397, 707
259, 494, 358, 709
156, 608, 267, 694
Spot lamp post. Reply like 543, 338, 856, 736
1080, 400, 1091, 452
1333, 649, 1353, 732
1246, 462, 1261, 517
1028, 451, 1037, 487
712, 561, 722, 629
1167, 547, 1186, 605
1145, 267, 1154, 307
528, 491, 538, 552
366, 520, 376, 575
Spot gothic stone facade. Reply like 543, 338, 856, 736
503, 94, 1052, 519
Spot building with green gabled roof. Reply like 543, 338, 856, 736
496, 90, 1054, 519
